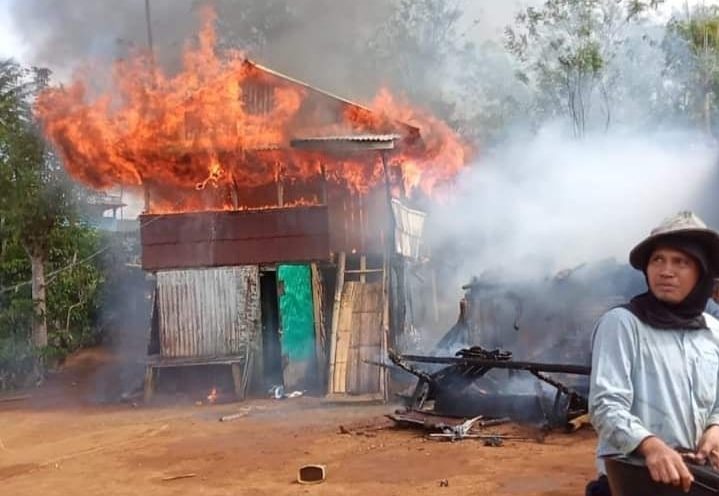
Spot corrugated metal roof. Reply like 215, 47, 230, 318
290, 134, 399, 152
156, 266, 260, 358
293, 134, 401, 142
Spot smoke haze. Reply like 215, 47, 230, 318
424, 126, 717, 311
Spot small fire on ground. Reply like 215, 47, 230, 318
206, 387, 219, 404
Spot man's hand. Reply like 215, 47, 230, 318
691, 425, 719, 468
638, 436, 694, 493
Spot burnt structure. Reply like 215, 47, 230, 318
141, 62, 426, 402
387, 261, 644, 426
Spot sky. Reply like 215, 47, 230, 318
2, 0, 715, 67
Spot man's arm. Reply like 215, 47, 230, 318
694, 345, 719, 468
588, 309, 652, 453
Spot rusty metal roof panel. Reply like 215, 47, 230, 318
156, 266, 260, 358
140, 206, 331, 270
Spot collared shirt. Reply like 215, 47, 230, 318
588, 307, 719, 473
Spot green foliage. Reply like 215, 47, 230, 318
504, 0, 660, 136
45, 225, 104, 353
0, 335, 37, 390
0, 223, 104, 387
664, 5, 719, 134
0, 59, 104, 389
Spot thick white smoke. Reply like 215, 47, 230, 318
427, 125, 718, 294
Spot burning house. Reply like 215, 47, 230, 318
137, 63, 429, 401
35, 15, 466, 402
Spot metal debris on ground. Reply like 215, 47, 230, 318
483, 437, 504, 447
432, 415, 483, 441
388, 409, 537, 443
388, 347, 590, 426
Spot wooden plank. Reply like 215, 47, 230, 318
346, 284, 364, 394
380, 258, 389, 400
143, 366, 156, 403
311, 264, 326, 389
341, 282, 383, 395
358, 285, 383, 394
327, 252, 346, 394
146, 354, 247, 367
333, 282, 355, 393
231, 363, 243, 400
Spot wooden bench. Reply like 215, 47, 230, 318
143, 355, 248, 403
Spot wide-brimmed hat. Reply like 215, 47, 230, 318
629, 211, 719, 276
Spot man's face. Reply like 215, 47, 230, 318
646, 247, 700, 304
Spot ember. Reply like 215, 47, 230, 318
34, 7, 469, 214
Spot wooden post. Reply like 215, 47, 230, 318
143, 186, 151, 213
276, 161, 284, 207
311, 263, 326, 389
327, 252, 346, 394
380, 151, 404, 349
359, 195, 366, 255
143, 366, 156, 403
230, 173, 240, 209
342, 195, 352, 250
349, 194, 357, 252
431, 265, 440, 324
380, 256, 390, 400
231, 363, 244, 400
320, 162, 327, 205
360, 256, 367, 284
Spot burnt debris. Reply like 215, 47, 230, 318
388, 345, 590, 429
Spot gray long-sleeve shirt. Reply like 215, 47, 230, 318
589, 307, 719, 473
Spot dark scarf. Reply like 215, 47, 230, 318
623, 238, 714, 330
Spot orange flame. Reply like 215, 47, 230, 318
35, 7, 470, 213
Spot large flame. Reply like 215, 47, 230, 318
35, 8, 470, 213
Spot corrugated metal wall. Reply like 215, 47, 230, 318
156, 266, 260, 358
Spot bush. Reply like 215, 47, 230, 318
0, 335, 37, 390
0, 222, 104, 389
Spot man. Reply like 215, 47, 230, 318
587, 211, 719, 495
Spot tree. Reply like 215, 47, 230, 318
504, 0, 662, 137
0, 60, 77, 350
665, 5, 719, 136
367, 0, 464, 114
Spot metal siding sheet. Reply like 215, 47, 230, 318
156, 266, 259, 358
141, 207, 331, 270
391, 199, 426, 259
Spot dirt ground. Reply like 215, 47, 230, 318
0, 349, 598, 496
